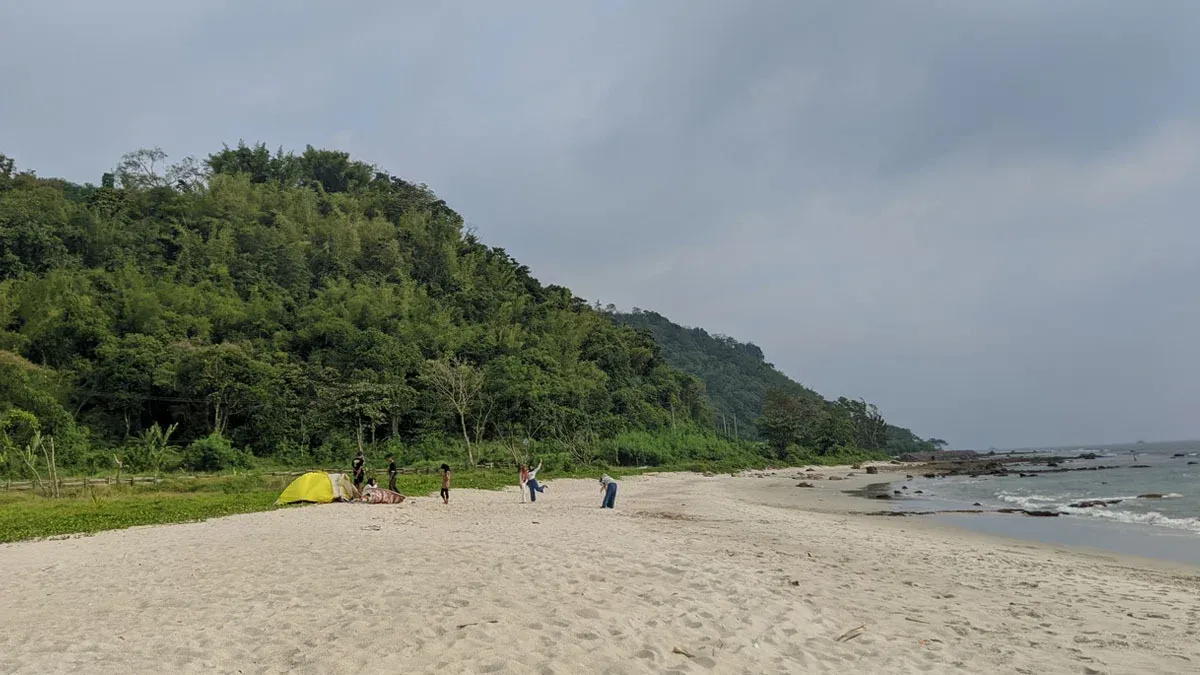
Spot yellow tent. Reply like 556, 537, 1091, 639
276, 471, 359, 504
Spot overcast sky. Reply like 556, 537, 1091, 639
3, 0, 1199, 449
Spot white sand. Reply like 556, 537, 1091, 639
2, 470, 1198, 674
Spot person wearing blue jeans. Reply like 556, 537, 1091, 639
527, 461, 547, 502
600, 474, 618, 508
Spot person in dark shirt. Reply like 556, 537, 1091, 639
440, 463, 451, 504
386, 455, 398, 492
352, 450, 365, 490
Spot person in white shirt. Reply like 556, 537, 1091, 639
599, 474, 618, 508
526, 461, 547, 502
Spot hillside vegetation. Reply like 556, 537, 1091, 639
0, 145, 724, 476
611, 309, 941, 456
0, 145, 936, 482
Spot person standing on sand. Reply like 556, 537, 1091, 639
599, 474, 618, 508
440, 464, 452, 504
526, 460, 547, 502
387, 454, 398, 492
352, 450, 366, 491
519, 464, 530, 503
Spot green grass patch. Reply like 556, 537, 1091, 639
0, 488, 280, 544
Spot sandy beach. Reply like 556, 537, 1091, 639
2, 468, 1198, 674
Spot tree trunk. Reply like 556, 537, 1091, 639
457, 411, 474, 466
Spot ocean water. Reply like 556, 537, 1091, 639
888, 441, 1200, 564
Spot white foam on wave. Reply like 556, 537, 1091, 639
995, 493, 1065, 508
1058, 507, 1200, 534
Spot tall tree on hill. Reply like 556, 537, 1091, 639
421, 357, 485, 466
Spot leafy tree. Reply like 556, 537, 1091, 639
421, 357, 485, 466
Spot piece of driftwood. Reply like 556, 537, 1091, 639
456, 620, 499, 629
835, 625, 867, 642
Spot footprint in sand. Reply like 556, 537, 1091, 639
575, 607, 601, 619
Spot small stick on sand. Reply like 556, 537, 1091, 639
835, 625, 867, 642
672, 646, 695, 658
456, 620, 499, 629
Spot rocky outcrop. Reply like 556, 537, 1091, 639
1068, 499, 1122, 508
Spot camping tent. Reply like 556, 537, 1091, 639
276, 471, 360, 504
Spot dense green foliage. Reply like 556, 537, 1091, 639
0, 144, 718, 476
611, 309, 939, 455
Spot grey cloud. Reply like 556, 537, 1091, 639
1, 1, 1198, 447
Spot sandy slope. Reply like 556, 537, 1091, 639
1, 470, 1197, 674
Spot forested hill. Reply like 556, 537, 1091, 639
610, 309, 939, 455
0, 144, 714, 473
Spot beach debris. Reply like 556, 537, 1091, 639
827, 476, 845, 481
972, 502, 983, 506
1130, 465, 1151, 469
834, 625, 867, 642
456, 620, 499, 629
893, 490, 902, 495
902, 485, 909, 490
914, 490, 924, 494
796, 481, 815, 488
905, 616, 930, 624
672, 646, 695, 658
906, 474, 914, 479
806, 468, 816, 472
873, 494, 892, 500
866, 466, 879, 474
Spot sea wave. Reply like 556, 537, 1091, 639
1057, 508, 1200, 534
995, 493, 1065, 508
995, 492, 1179, 507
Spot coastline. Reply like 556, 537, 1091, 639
740, 463, 1200, 571
2, 470, 1197, 674
816, 462, 1200, 569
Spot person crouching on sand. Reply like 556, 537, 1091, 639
440, 464, 451, 504
526, 460, 547, 502
599, 474, 618, 508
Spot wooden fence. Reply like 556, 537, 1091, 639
2, 475, 162, 492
